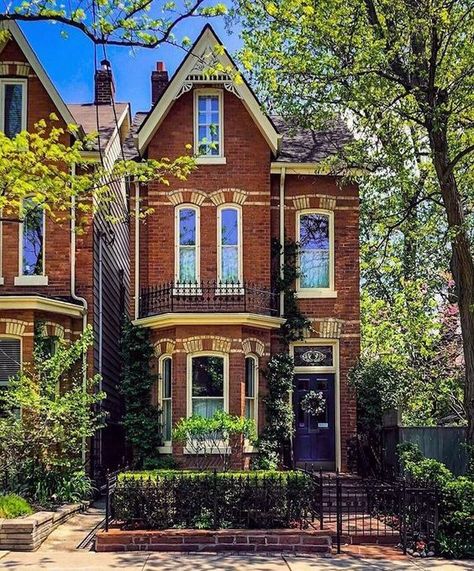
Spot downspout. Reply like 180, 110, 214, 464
134, 180, 140, 320
97, 232, 104, 465
279, 167, 286, 317
70, 164, 89, 465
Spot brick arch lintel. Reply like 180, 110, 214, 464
241, 337, 265, 357
154, 338, 176, 357
0, 319, 32, 337
292, 195, 337, 211
305, 318, 344, 339
209, 188, 248, 206
167, 189, 207, 206
181, 335, 233, 354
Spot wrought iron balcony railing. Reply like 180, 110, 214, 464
139, 281, 279, 318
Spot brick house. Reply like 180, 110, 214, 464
129, 25, 360, 471
0, 22, 359, 473
0, 22, 129, 471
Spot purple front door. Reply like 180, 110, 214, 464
293, 373, 336, 465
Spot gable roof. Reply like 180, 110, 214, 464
0, 21, 82, 135
136, 24, 281, 155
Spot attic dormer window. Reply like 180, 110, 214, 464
0, 79, 26, 138
194, 89, 225, 164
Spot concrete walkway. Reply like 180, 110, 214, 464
0, 503, 472, 570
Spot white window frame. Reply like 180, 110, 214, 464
185, 351, 229, 454
15, 198, 48, 286
158, 354, 173, 452
193, 88, 225, 165
174, 204, 200, 292
0, 79, 27, 136
244, 354, 258, 452
296, 209, 336, 298
217, 204, 243, 289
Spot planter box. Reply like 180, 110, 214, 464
0, 501, 88, 551
96, 528, 332, 555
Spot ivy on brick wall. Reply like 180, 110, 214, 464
120, 321, 161, 468
272, 238, 311, 344
255, 353, 295, 469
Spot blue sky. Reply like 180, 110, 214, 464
19, 14, 241, 113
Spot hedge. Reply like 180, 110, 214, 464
112, 470, 317, 530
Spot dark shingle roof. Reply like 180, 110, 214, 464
67, 103, 129, 151
271, 116, 352, 163
124, 113, 352, 163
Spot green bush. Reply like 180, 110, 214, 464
0, 494, 33, 519
113, 470, 316, 529
398, 443, 474, 558
142, 455, 179, 470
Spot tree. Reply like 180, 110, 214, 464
0, 0, 226, 47
234, 0, 474, 442
0, 116, 194, 225
0, 326, 104, 505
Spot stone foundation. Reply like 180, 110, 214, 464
95, 528, 333, 554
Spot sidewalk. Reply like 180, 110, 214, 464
0, 504, 472, 570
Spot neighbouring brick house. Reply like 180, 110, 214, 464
0, 22, 129, 471
129, 25, 360, 471
0, 21, 359, 473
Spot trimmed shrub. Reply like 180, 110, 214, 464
0, 494, 33, 519
113, 470, 316, 530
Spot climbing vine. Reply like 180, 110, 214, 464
256, 353, 295, 468
272, 238, 311, 343
120, 320, 161, 468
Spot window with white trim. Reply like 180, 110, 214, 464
244, 355, 258, 424
0, 80, 26, 138
218, 206, 241, 284
298, 211, 333, 292
191, 355, 224, 418
21, 197, 45, 276
160, 356, 172, 443
176, 206, 199, 284
194, 90, 223, 158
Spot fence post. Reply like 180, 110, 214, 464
213, 470, 218, 530
105, 470, 110, 533
319, 469, 324, 530
336, 471, 342, 554
401, 479, 407, 554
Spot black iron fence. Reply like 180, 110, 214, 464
139, 281, 279, 318
104, 471, 319, 531
102, 469, 438, 554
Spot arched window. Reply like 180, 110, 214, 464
297, 210, 334, 295
244, 355, 258, 424
160, 356, 172, 443
175, 206, 199, 285
218, 206, 241, 285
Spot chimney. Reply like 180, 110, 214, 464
151, 61, 169, 105
95, 59, 115, 105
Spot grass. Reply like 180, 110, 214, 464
119, 469, 303, 481
0, 494, 33, 519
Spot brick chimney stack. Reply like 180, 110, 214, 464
151, 61, 169, 105
95, 59, 115, 105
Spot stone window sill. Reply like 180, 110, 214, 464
296, 289, 338, 299
195, 157, 227, 165
14, 275, 49, 286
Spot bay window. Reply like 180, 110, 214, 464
176, 206, 199, 285
190, 355, 226, 418
218, 206, 241, 285
160, 356, 172, 443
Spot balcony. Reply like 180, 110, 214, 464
139, 281, 279, 319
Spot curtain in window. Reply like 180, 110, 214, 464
197, 95, 220, 156
220, 208, 239, 283
4, 84, 23, 138
299, 213, 330, 288
191, 356, 224, 418
178, 208, 197, 283
161, 358, 172, 442
22, 198, 44, 276
245, 356, 256, 420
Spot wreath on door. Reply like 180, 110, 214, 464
300, 390, 326, 416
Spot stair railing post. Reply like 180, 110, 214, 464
401, 479, 407, 554
319, 468, 324, 530
105, 470, 110, 533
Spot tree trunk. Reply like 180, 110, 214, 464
429, 126, 474, 444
